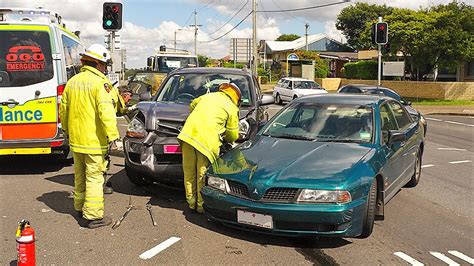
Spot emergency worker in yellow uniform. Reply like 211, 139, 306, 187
60, 44, 120, 228
177, 83, 241, 213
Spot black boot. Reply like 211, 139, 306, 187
87, 216, 112, 229
104, 180, 113, 194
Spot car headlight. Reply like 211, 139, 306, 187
207, 175, 227, 192
297, 189, 352, 204
126, 117, 146, 138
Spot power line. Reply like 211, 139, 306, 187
270, 0, 307, 24
200, 11, 252, 43
181, 12, 194, 28
202, 0, 249, 37
259, 0, 270, 21
259, 1, 349, 13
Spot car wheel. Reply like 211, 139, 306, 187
125, 163, 151, 186
405, 148, 422, 188
359, 179, 377, 238
275, 94, 282, 105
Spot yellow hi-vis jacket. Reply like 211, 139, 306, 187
178, 91, 239, 163
60, 66, 120, 154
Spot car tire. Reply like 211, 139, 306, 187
359, 179, 377, 238
275, 94, 282, 105
125, 163, 151, 186
405, 148, 422, 188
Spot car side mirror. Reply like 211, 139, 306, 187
407, 101, 412, 106
139, 91, 152, 101
258, 94, 274, 106
388, 130, 405, 146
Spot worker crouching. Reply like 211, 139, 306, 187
177, 83, 241, 213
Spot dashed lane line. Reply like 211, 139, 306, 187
429, 252, 460, 266
448, 250, 474, 264
421, 164, 434, 169
445, 120, 474, 127
449, 160, 472, 164
139, 237, 181, 260
437, 147, 467, 151
393, 252, 424, 266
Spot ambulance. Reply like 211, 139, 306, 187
0, 8, 84, 159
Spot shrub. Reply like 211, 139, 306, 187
343, 60, 377, 79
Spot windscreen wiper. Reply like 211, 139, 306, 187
317, 139, 363, 143
1, 100, 19, 106
270, 134, 315, 141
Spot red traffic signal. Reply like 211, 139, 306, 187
103, 2, 122, 30
374, 22, 388, 45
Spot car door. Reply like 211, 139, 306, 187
379, 102, 406, 201
280, 80, 290, 101
388, 101, 419, 186
285, 80, 294, 100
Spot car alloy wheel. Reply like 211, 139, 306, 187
405, 148, 422, 188
276, 94, 282, 105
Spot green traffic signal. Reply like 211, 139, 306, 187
106, 20, 112, 26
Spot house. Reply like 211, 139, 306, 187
262, 34, 356, 77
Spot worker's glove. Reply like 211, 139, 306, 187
127, 104, 137, 111
108, 139, 124, 152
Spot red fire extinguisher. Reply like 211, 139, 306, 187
16, 219, 36, 266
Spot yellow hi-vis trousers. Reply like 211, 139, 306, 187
181, 142, 210, 211
73, 152, 106, 220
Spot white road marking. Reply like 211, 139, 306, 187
449, 160, 472, 164
139, 237, 181, 260
448, 251, 474, 264
437, 148, 467, 151
394, 252, 424, 266
421, 164, 434, 168
430, 252, 460, 266
426, 117, 443, 121
445, 121, 474, 127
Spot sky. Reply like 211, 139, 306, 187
1, 0, 470, 68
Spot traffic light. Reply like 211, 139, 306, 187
374, 22, 388, 45
102, 2, 122, 30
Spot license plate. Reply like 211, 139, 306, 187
237, 210, 273, 229
163, 144, 181, 154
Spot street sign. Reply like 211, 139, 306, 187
107, 73, 120, 85
230, 38, 252, 64
287, 53, 299, 61
383, 61, 405, 76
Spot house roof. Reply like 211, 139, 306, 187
265, 34, 344, 52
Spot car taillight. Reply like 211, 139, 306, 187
57, 84, 65, 123
50, 141, 64, 147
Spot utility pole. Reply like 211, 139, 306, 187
174, 30, 177, 50
189, 10, 202, 56
305, 23, 309, 51
252, 0, 258, 76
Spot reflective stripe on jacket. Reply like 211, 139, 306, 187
177, 91, 239, 163
60, 66, 120, 154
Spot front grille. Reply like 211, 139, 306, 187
157, 120, 183, 136
275, 221, 337, 232
227, 180, 250, 198
155, 154, 182, 164
262, 188, 299, 202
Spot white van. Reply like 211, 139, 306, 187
0, 8, 84, 158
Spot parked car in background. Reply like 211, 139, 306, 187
273, 77, 327, 105
202, 94, 425, 238
337, 84, 427, 135
123, 67, 274, 186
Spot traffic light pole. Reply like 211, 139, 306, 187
377, 16, 382, 86
111, 31, 115, 73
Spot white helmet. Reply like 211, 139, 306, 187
80, 44, 111, 64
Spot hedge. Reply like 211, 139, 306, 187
343, 60, 377, 80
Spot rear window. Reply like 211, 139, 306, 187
0, 30, 54, 87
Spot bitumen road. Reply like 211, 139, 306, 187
0, 110, 473, 265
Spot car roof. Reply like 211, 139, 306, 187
280, 77, 314, 82
170, 67, 252, 76
295, 93, 390, 106
342, 84, 392, 91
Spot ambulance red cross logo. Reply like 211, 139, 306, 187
5, 45, 45, 72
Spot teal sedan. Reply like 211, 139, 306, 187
202, 94, 425, 238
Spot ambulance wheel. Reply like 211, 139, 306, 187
125, 163, 151, 186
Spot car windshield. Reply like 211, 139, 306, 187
262, 102, 374, 143
156, 73, 252, 106
294, 81, 320, 89
157, 56, 198, 73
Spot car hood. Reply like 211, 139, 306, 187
209, 135, 373, 190
137, 101, 254, 123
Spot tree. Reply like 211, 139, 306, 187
294, 50, 330, 78
276, 34, 300, 41
385, 3, 473, 80
197, 54, 210, 67
336, 3, 393, 50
